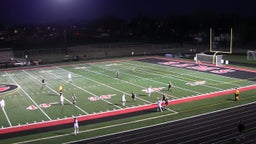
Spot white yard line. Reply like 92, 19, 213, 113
84, 69, 154, 103
2, 108, 12, 127
49, 68, 123, 109
22, 70, 89, 115
92, 63, 199, 97
57, 67, 178, 113
122, 61, 227, 91
125, 61, 243, 87
5, 72, 52, 121
177, 72, 243, 87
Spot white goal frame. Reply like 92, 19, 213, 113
247, 50, 256, 60
195, 53, 223, 66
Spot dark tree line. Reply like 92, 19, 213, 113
0, 13, 255, 49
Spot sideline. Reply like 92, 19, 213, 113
0, 84, 255, 135
2, 108, 12, 127
15, 100, 256, 144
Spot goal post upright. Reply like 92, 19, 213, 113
212, 51, 219, 64
195, 27, 233, 65
230, 27, 233, 54
210, 27, 233, 54
210, 28, 212, 53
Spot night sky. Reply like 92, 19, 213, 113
0, 0, 255, 25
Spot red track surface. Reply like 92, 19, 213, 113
0, 85, 255, 135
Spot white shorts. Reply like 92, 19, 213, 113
74, 123, 79, 128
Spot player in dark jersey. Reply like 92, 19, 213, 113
116, 70, 119, 78
168, 82, 172, 91
162, 94, 169, 110
131, 92, 136, 102
41, 79, 45, 90
72, 94, 77, 105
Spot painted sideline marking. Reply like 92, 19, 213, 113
14, 98, 256, 144
2, 108, 12, 127
5, 72, 52, 121
0, 84, 255, 135
23, 70, 89, 115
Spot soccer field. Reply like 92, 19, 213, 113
0, 56, 256, 143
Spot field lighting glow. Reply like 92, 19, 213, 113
56, 0, 72, 3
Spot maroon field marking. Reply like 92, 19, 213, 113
0, 84, 255, 135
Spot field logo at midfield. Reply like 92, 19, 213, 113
39, 70, 52, 73
88, 94, 116, 101
74, 66, 88, 70
0, 84, 18, 94
40, 103, 51, 108
26, 103, 52, 111
26, 105, 38, 110
142, 87, 165, 93
106, 63, 121, 66
158, 60, 236, 74
186, 81, 206, 86
210, 69, 236, 74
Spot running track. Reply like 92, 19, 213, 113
71, 102, 256, 144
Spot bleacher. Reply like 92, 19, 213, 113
0, 48, 14, 65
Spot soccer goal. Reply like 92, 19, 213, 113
247, 50, 256, 60
195, 53, 223, 66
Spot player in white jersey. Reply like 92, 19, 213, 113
157, 98, 163, 112
147, 86, 152, 96
0, 99, 5, 110
68, 72, 72, 83
60, 94, 64, 106
74, 117, 79, 135
121, 94, 126, 106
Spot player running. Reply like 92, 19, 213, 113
162, 94, 169, 110
68, 72, 72, 83
147, 86, 152, 97
60, 94, 64, 106
41, 79, 46, 90
59, 84, 63, 96
74, 117, 79, 135
116, 70, 119, 78
131, 92, 136, 102
0, 99, 5, 110
234, 88, 240, 101
168, 82, 172, 91
157, 97, 163, 112
121, 94, 126, 106
72, 94, 77, 105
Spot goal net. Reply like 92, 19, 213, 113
247, 50, 256, 60
195, 53, 223, 66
